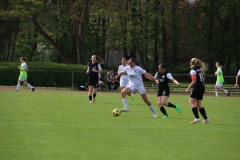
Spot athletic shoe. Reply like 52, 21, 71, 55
89, 101, 92, 104
162, 115, 169, 119
190, 118, 201, 124
175, 105, 181, 113
227, 92, 230, 97
153, 112, 158, 118
130, 93, 134, 100
92, 99, 96, 103
32, 88, 35, 92
203, 119, 210, 124
120, 108, 129, 112
16, 90, 19, 92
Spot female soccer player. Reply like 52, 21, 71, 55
115, 58, 158, 117
16, 57, 35, 92
86, 55, 104, 104
186, 58, 210, 124
235, 69, 240, 88
154, 63, 181, 118
214, 62, 230, 97
117, 57, 134, 100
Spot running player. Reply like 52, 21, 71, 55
154, 63, 181, 118
186, 58, 210, 124
214, 62, 230, 97
86, 55, 104, 104
16, 57, 35, 92
115, 58, 158, 117
117, 57, 134, 100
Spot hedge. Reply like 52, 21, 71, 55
0, 62, 107, 89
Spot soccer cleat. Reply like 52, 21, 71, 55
175, 105, 181, 114
153, 112, 158, 118
16, 90, 19, 92
89, 101, 92, 104
203, 119, 210, 124
130, 93, 134, 100
162, 115, 169, 119
92, 98, 96, 103
120, 108, 129, 112
190, 118, 201, 124
227, 92, 230, 97
32, 88, 35, 92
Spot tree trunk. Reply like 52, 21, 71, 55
31, 15, 71, 64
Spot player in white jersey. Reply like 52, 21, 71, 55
235, 69, 240, 88
117, 57, 134, 100
115, 58, 158, 117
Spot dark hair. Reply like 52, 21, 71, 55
20, 57, 27, 61
129, 58, 139, 66
159, 63, 171, 69
122, 57, 128, 61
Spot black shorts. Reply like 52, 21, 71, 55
190, 86, 205, 100
88, 77, 99, 88
157, 88, 170, 97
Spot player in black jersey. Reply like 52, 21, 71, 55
154, 63, 181, 118
186, 58, 210, 124
86, 55, 104, 104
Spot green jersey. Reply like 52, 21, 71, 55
216, 67, 224, 83
19, 62, 28, 79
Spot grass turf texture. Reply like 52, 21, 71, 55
0, 89, 239, 160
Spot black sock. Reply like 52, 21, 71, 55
199, 107, 208, 119
93, 94, 96, 98
167, 102, 176, 108
159, 106, 168, 116
192, 107, 199, 118
89, 96, 92, 101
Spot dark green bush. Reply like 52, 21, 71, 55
0, 62, 108, 88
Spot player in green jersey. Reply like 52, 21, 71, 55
16, 57, 35, 92
214, 62, 230, 97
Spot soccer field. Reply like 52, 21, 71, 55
0, 88, 239, 160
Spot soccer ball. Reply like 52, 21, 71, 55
112, 109, 121, 117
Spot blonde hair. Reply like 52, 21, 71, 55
190, 58, 206, 73
92, 55, 104, 64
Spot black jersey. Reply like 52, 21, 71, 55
155, 71, 170, 90
88, 62, 99, 79
190, 66, 204, 88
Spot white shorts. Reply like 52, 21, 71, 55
120, 80, 129, 88
127, 85, 146, 95
216, 82, 223, 88
18, 78, 27, 81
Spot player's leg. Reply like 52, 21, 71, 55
120, 87, 132, 112
189, 97, 201, 124
24, 80, 35, 92
141, 93, 157, 117
16, 79, 22, 91
157, 96, 168, 118
88, 85, 94, 103
196, 100, 210, 124
215, 83, 219, 97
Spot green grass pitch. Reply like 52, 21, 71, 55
0, 89, 239, 160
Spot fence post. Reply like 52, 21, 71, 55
72, 71, 74, 88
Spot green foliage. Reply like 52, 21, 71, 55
0, 90, 239, 160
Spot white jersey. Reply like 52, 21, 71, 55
123, 66, 146, 87
118, 64, 130, 82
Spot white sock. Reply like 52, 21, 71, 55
17, 84, 21, 90
149, 104, 157, 114
27, 83, 33, 89
215, 92, 218, 97
122, 98, 129, 109
223, 90, 228, 94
